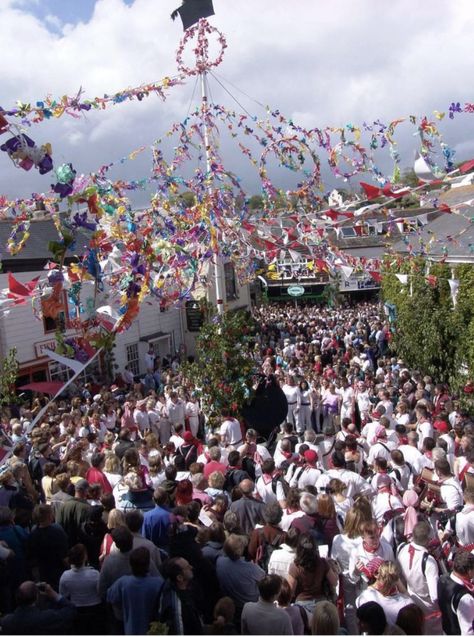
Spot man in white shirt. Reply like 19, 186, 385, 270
144, 344, 156, 373
367, 427, 395, 466
288, 450, 321, 489
348, 521, 394, 591
398, 432, 423, 473
219, 412, 243, 447
317, 425, 337, 471
437, 550, 474, 636
281, 376, 299, 426
317, 451, 373, 499
443, 488, 474, 553
397, 520, 440, 626
166, 392, 185, 429
371, 474, 404, 526
415, 404, 433, 451
434, 459, 464, 513
360, 407, 384, 446
132, 400, 150, 436
255, 459, 286, 507
339, 378, 354, 421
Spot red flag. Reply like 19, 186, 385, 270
8, 273, 40, 301
368, 271, 382, 283
425, 275, 437, 288
360, 182, 382, 200
382, 184, 411, 199
325, 209, 339, 221
459, 159, 474, 174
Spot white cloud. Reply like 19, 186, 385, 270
0, 0, 473, 202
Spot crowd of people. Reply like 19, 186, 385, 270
0, 300, 473, 635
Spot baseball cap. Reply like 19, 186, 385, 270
304, 450, 318, 464
433, 420, 449, 434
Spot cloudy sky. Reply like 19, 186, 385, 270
1, 0, 473, 204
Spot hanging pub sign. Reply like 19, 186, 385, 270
185, 300, 204, 332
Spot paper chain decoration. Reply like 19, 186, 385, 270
0, 19, 473, 342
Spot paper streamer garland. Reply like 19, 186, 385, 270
176, 18, 227, 76
0, 19, 473, 340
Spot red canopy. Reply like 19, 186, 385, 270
19, 381, 64, 396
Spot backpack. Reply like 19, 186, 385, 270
271, 474, 290, 499
254, 529, 284, 572
397, 543, 438, 577
241, 456, 257, 482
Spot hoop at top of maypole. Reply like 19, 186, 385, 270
176, 19, 227, 77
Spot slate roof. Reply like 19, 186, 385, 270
0, 218, 91, 269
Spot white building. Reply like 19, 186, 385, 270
0, 219, 252, 389
0, 219, 185, 388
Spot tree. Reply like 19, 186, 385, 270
381, 259, 469, 387
181, 308, 258, 426
0, 348, 20, 406
401, 168, 419, 188
248, 194, 264, 210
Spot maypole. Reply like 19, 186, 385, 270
173, 1, 226, 314
199, 63, 226, 315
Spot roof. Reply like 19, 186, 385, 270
391, 207, 474, 259
0, 218, 90, 262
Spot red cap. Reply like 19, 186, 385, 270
183, 431, 194, 443
304, 449, 318, 464
433, 420, 449, 434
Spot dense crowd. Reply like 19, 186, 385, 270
0, 300, 473, 635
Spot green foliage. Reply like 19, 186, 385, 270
401, 168, 419, 188
0, 348, 20, 406
248, 194, 264, 210
181, 308, 258, 422
381, 259, 474, 393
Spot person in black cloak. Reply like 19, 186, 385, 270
171, 0, 215, 31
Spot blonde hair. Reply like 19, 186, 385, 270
104, 454, 120, 473
376, 561, 400, 594
208, 471, 225, 490
311, 601, 340, 635
107, 508, 125, 530
343, 506, 372, 539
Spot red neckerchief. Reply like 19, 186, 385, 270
398, 435, 408, 445
425, 450, 433, 459
457, 574, 474, 594
363, 541, 380, 554
281, 450, 293, 460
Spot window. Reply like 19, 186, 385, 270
42, 291, 69, 334
49, 362, 73, 383
224, 262, 238, 301
126, 343, 140, 376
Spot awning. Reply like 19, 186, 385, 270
139, 331, 169, 343
19, 381, 64, 395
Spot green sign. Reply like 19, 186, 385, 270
287, 285, 305, 297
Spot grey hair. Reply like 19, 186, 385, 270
299, 492, 318, 515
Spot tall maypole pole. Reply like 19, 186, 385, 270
173, 1, 226, 314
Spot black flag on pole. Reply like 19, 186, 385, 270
171, 0, 215, 31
